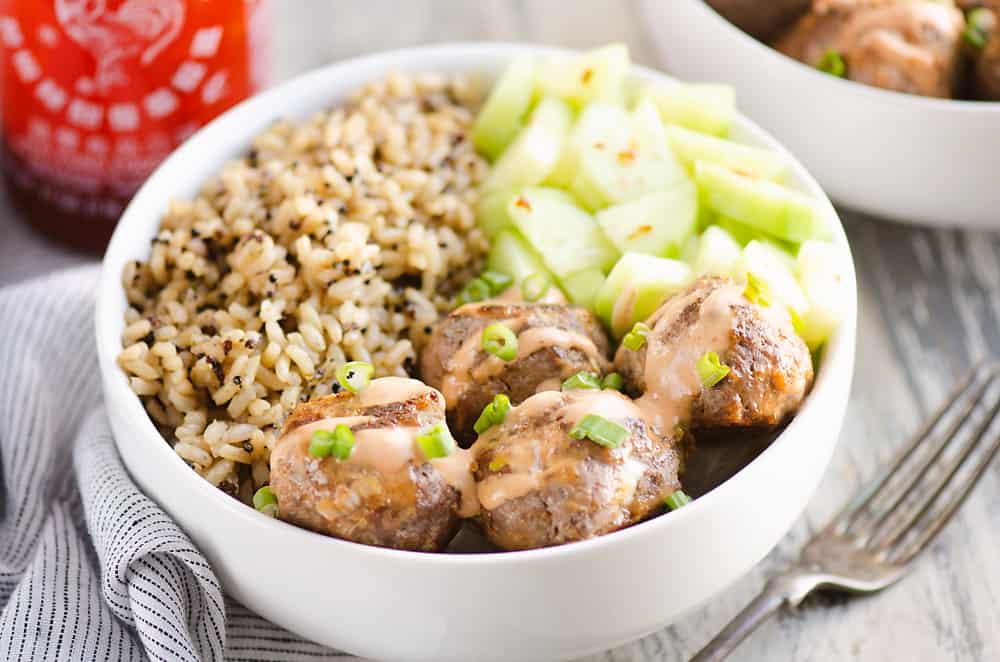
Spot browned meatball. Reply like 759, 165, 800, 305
421, 302, 611, 445
472, 389, 682, 551
615, 277, 813, 432
776, 0, 965, 98
269, 377, 475, 551
972, 9, 1000, 98
707, 0, 812, 41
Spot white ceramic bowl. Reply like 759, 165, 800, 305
96, 43, 857, 662
646, 0, 1000, 228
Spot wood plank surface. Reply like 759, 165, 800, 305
2, 2, 998, 660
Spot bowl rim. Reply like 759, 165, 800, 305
692, 0, 1000, 112
96, 41, 858, 567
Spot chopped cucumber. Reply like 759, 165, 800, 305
507, 187, 619, 279
477, 187, 519, 238
630, 100, 673, 161
561, 268, 607, 307
571, 149, 687, 211
482, 96, 573, 192
486, 229, 554, 286
690, 225, 743, 277
472, 56, 538, 161
640, 83, 735, 136
695, 161, 829, 244
538, 44, 629, 108
666, 125, 788, 182
596, 182, 698, 258
737, 240, 809, 317
714, 216, 757, 246
545, 102, 632, 189
594, 253, 693, 338
796, 240, 851, 350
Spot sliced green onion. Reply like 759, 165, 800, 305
697, 351, 730, 388
569, 414, 629, 449
331, 424, 355, 460
521, 272, 551, 302
481, 270, 513, 295
336, 361, 374, 393
309, 430, 335, 458
457, 277, 491, 306
416, 423, 457, 459
562, 371, 602, 391
963, 8, 991, 50
816, 49, 846, 77
473, 393, 512, 435
482, 323, 518, 361
602, 372, 624, 391
253, 486, 278, 517
743, 272, 772, 307
622, 322, 651, 351
665, 490, 692, 511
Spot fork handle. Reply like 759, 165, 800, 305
690, 571, 815, 662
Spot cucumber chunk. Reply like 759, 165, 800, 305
796, 240, 851, 350
689, 225, 743, 277
630, 99, 673, 161
569, 111, 688, 211
666, 125, 788, 182
695, 161, 829, 244
714, 216, 757, 246
507, 187, 619, 279
640, 83, 735, 136
545, 102, 632, 189
482, 96, 573, 192
538, 44, 630, 108
594, 253, 693, 338
737, 240, 809, 317
561, 268, 607, 307
486, 229, 554, 286
472, 56, 538, 161
477, 187, 519, 238
596, 181, 698, 258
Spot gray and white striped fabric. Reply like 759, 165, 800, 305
0, 267, 350, 661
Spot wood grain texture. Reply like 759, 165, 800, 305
2, 2, 999, 660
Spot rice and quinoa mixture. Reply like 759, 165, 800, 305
118, 72, 490, 504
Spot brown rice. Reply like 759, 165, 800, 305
118, 71, 490, 503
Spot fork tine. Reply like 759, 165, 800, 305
872, 371, 1000, 551
829, 364, 989, 534
857, 367, 1000, 543
891, 408, 1000, 565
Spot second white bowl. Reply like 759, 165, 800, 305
647, 0, 1000, 228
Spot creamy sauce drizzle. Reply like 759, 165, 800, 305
443, 321, 598, 406
474, 390, 648, 512
357, 377, 434, 408
634, 284, 743, 434
285, 411, 477, 516
611, 286, 637, 338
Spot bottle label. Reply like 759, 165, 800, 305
0, 0, 266, 220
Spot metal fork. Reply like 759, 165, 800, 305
692, 363, 1000, 662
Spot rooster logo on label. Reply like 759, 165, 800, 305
54, 0, 185, 93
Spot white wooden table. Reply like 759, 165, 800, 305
3, 2, 998, 660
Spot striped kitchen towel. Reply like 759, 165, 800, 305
0, 267, 349, 661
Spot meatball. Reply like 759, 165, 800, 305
776, 0, 965, 98
269, 377, 475, 551
615, 277, 813, 432
472, 389, 682, 551
972, 9, 1000, 99
421, 302, 611, 445
707, 0, 811, 41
